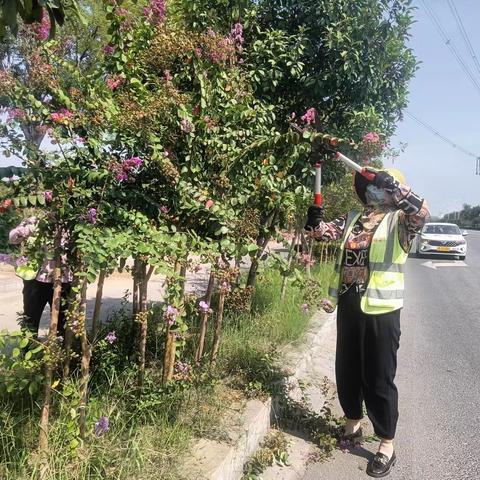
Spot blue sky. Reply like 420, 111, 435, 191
1, 1, 479, 216
387, 0, 480, 216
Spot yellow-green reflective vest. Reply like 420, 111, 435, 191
328, 210, 409, 315
15, 260, 39, 281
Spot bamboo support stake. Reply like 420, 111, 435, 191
195, 269, 215, 363
137, 261, 148, 390
162, 327, 176, 384
210, 289, 226, 364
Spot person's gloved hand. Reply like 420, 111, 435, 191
370, 170, 398, 191
304, 205, 324, 232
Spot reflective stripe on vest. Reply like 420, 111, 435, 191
328, 210, 409, 315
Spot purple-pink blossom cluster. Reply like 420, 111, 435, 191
87, 208, 97, 225
180, 118, 193, 134
363, 132, 380, 143
0, 253, 14, 265
105, 331, 117, 344
113, 156, 143, 182
103, 44, 115, 56
164, 304, 178, 326
7, 108, 26, 122
32, 11, 51, 41
301, 108, 316, 125
94, 416, 110, 436
301, 303, 309, 313
174, 360, 190, 377
44, 191, 53, 203
143, 0, 166, 25
219, 281, 231, 293
198, 301, 211, 314
229, 23, 244, 57
50, 108, 73, 124
106, 75, 124, 90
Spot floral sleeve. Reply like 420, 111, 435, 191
310, 214, 347, 241
391, 184, 430, 251
8, 217, 39, 245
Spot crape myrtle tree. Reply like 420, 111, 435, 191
0, 0, 312, 451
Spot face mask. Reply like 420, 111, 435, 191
365, 184, 386, 205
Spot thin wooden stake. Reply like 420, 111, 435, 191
195, 269, 215, 364
210, 289, 226, 364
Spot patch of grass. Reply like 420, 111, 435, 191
218, 264, 333, 395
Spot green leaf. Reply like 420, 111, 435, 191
19, 338, 29, 348
12, 347, 20, 358
28, 195, 37, 206
37, 194, 46, 205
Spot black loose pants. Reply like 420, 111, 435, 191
22, 280, 71, 336
336, 290, 401, 440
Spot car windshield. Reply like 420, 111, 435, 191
423, 225, 461, 235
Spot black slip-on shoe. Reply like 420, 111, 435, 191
366, 451, 396, 478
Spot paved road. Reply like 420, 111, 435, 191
303, 230, 480, 480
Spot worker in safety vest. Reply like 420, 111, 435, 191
9, 217, 72, 336
305, 168, 430, 478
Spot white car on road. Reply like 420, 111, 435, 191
414, 222, 468, 259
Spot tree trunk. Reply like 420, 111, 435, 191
246, 209, 279, 288
281, 229, 300, 302
137, 261, 148, 390
38, 231, 62, 453
129, 258, 140, 359
195, 269, 215, 364
78, 282, 91, 440
210, 289, 226, 364
90, 269, 106, 338
132, 258, 139, 317
62, 277, 87, 381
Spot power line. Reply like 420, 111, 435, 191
420, 0, 480, 96
405, 110, 480, 174
446, 0, 480, 80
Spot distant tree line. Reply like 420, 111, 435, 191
442, 204, 480, 228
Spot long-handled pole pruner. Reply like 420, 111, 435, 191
334, 151, 376, 182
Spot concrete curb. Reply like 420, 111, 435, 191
179, 398, 273, 480
180, 309, 336, 480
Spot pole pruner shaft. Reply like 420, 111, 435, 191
335, 152, 376, 182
